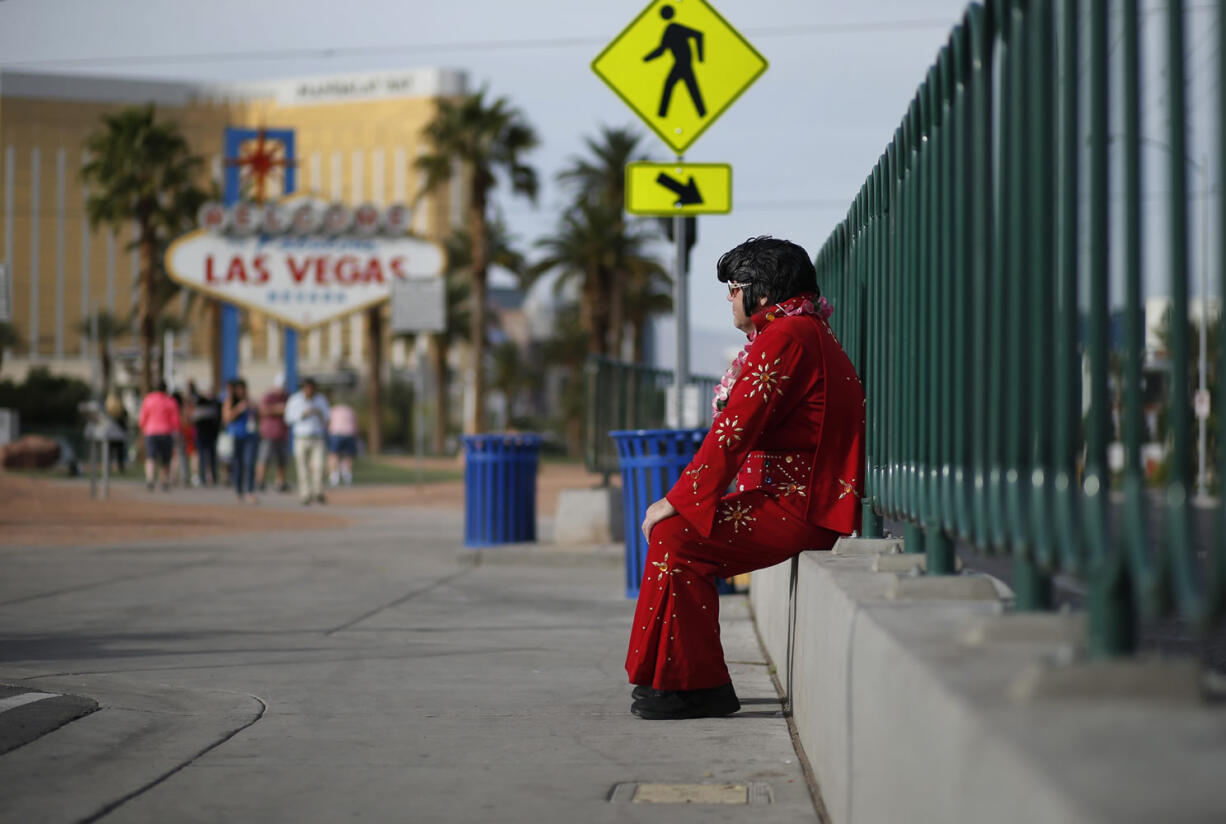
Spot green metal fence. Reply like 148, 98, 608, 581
819, 0, 1226, 656
584, 355, 719, 476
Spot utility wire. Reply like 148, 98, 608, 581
0, 18, 958, 71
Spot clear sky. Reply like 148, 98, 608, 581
0, 0, 985, 371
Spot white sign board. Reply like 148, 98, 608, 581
391, 277, 447, 334
165, 196, 446, 331
0, 262, 11, 323
1195, 388, 1211, 420
0, 408, 17, 445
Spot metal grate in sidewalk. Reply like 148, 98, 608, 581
609, 781, 773, 805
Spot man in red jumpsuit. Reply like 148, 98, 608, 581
627, 236, 865, 720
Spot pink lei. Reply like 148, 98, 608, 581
712, 294, 832, 418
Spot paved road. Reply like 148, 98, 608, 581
0, 496, 818, 823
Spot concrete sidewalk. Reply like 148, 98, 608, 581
0, 500, 818, 822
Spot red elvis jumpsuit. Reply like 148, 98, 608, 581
626, 294, 866, 691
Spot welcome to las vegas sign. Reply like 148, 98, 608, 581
165, 195, 447, 331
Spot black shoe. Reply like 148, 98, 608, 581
631, 685, 653, 702
631, 683, 740, 720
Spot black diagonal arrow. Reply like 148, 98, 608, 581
655, 172, 703, 206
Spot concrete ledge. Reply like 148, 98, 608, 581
552, 487, 623, 545
750, 541, 1226, 824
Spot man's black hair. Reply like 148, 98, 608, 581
716, 236, 819, 316
155, 380, 168, 393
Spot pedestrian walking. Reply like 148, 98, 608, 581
189, 381, 221, 486
138, 380, 180, 492
627, 237, 865, 720
170, 390, 193, 487
327, 401, 358, 486
222, 378, 259, 504
104, 391, 129, 474
256, 374, 291, 493
286, 377, 330, 505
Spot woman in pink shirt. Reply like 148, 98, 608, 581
138, 381, 180, 492
327, 401, 358, 486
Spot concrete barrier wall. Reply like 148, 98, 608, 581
750, 541, 1226, 824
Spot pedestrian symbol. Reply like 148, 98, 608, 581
644, 4, 707, 119
593, 0, 767, 154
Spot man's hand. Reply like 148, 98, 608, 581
641, 497, 679, 543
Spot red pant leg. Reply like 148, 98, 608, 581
625, 491, 840, 691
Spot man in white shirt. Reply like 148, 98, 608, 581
285, 377, 331, 505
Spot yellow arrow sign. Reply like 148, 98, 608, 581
592, 0, 767, 155
625, 162, 732, 215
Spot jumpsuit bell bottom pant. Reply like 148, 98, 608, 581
625, 490, 840, 692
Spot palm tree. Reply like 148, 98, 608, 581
622, 259, 673, 364
75, 310, 123, 395
540, 305, 589, 455
556, 126, 653, 357
415, 89, 539, 434
532, 199, 666, 359
557, 125, 647, 210
489, 340, 540, 429
432, 220, 527, 449
82, 104, 204, 395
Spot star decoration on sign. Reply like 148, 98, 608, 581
226, 128, 295, 204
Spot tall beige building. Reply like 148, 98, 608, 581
0, 67, 467, 388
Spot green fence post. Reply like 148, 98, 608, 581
1119, 0, 1159, 618
1052, 0, 1082, 575
951, 20, 973, 543
1084, 0, 1133, 654
1214, 0, 1226, 622
1163, 0, 1201, 625
968, 3, 992, 552
926, 52, 956, 575
863, 160, 884, 537
986, 0, 1009, 555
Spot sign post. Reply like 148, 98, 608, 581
222, 127, 296, 389
593, 0, 765, 426
391, 276, 447, 484
0, 262, 11, 323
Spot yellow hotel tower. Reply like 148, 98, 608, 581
0, 67, 468, 388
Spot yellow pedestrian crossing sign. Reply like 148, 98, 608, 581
592, 0, 768, 155
625, 162, 732, 215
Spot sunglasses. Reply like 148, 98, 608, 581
727, 280, 751, 295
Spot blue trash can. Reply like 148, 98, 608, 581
462, 433, 541, 547
610, 428, 706, 598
